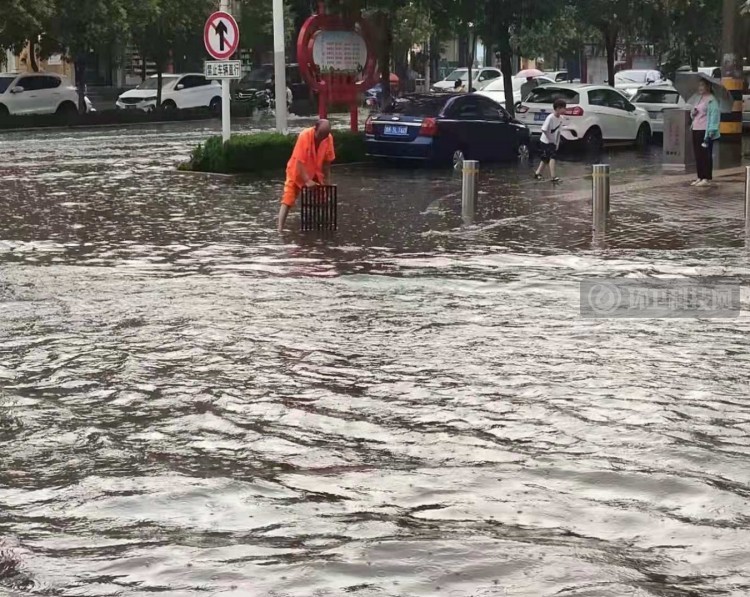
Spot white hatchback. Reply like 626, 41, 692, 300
116, 73, 222, 112
631, 85, 685, 134
0, 72, 92, 116
516, 84, 652, 150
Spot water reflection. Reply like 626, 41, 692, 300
1, 124, 749, 596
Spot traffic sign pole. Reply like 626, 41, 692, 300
220, 0, 231, 142
272, 0, 288, 134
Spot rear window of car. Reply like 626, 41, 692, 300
632, 90, 680, 104
382, 95, 450, 116
526, 87, 580, 104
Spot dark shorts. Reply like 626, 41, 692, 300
539, 143, 557, 163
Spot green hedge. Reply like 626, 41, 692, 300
185, 130, 367, 174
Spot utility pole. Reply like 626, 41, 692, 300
720, 0, 743, 166
272, 0, 288, 133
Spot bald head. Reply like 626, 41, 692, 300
315, 119, 331, 141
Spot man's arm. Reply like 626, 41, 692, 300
322, 162, 331, 185
296, 160, 316, 186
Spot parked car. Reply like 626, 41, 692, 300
116, 74, 221, 112
476, 75, 555, 106
236, 63, 308, 105
631, 85, 685, 134
614, 69, 667, 98
365, 92, 532, 166
544, 70, 574, 83
516, 84, 652, 151
0, 72, 93, 116
432, 67, 502, 91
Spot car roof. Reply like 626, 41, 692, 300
147, 73, 182, 78
634, 84, 677, 91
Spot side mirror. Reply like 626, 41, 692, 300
10, 86, 24, 94
176, 84, 184, 90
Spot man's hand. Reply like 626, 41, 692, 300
305, 179, 318, 188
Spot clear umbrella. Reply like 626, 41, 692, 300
674, 72, 733, 111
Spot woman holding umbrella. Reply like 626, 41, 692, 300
689, 79, 721, 187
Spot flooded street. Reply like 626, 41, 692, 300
1, 119, 750, 597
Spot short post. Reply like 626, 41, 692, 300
745, 166, 750, 239
462, 159, 478, 224
592, 163, 610, 234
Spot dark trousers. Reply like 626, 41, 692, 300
692, 130, 713, 181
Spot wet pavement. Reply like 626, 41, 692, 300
1, 120, 750, 597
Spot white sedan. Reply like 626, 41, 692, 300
116, 73, 222, 112
432, 67, 502, 91
614, 69, 667, 98
631, 85, 685, 133
476, 75, 554, 106
516, 83, 652, 150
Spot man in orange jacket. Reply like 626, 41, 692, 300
277, 119, 335, 232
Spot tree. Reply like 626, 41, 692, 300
472, 0, 558, 115
129, 0, 213, 108
574, 0, 656, 86
47, 0, 129, 112
0, 0, 53, 71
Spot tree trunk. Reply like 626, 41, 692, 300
429, 34, 439, 84
140, 50, 147, 82
467, 29, 475, 92
498, 29, 515, 116
379, 12, 392, 108
156, 68, 163, 109
75, 58, 86, 114
603, 27, 618, 86
29, 40, 40, 72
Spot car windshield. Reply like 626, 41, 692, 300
632, 89, 680, 104
137, 76, 178, 90
526, 87, 580, 104
444, 69, 468, 82
240, 68, 273, 86
0, 76, 15, 93
382, 94, 449, 117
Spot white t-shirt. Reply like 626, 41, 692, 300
541, 113, 563, 147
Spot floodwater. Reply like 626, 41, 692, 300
1, 120, 750, 597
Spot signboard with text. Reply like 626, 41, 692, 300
312, 30, 367, 76
205, 60, 242, 80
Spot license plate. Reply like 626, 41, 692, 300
534, 112, 547, 122
384, 125, 408, 136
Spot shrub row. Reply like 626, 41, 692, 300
184, 130, 367, 174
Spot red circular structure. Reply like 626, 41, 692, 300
297, 3, 378, 131
204, 12, 240, 61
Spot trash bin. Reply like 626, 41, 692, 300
662, 107, 695, 171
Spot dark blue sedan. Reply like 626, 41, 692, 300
365, 93, 531, 166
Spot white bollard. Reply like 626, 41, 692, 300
462, 160, 478, 224
592, 163, 610, 234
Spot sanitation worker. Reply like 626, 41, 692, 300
277, 119, 335, 232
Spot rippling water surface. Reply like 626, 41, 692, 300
1, 120, 750, 597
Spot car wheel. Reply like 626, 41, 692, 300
583, 127, 603, 153
209, 97, 221, 115
452, 149, 466, 171
161, 100, 177, 112
635, 123, 651, 148
56, 101, 78, 117
0, 104, 8, 117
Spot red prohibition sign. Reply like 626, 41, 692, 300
204, 11, 240, 60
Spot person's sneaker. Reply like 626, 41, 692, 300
690, 179, 701, 186
551, 177, 561, 184
534, 173, 543, 180
695, 179, 710, 187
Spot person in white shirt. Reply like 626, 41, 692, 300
534, 98, 566, 183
